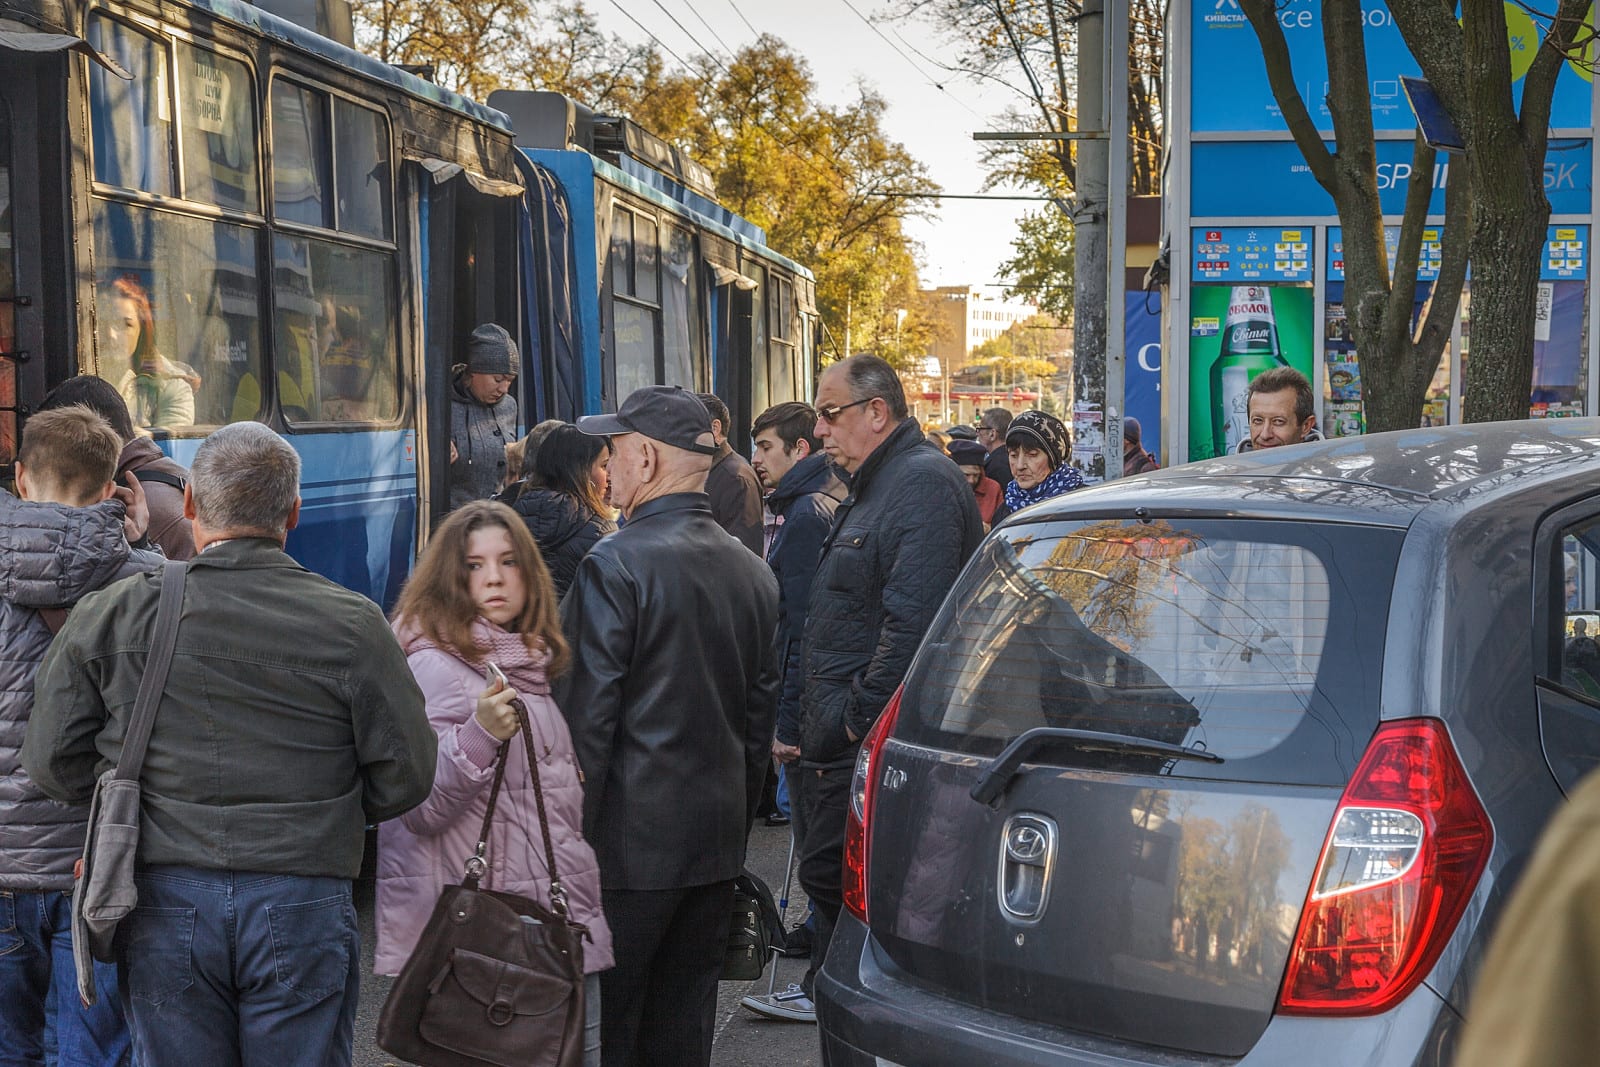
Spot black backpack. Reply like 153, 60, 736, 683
721, 869, 785, 981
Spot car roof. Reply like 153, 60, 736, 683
1011, 418, 1600, 529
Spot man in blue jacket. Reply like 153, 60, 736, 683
747, 401, 846, 1020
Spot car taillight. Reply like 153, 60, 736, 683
842, 687, 904, 924
1278, 718, 1492, 1015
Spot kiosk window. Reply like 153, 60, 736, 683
1, 100, 14, 467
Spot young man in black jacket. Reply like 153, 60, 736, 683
697, 391, 764, 554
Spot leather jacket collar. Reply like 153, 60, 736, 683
623, 492, 713, 526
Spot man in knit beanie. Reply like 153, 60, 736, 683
449, 323, 520, 508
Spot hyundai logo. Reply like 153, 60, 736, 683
997, 814, 1058, 924
1007, 824, 1049, 864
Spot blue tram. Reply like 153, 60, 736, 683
0, 0, 817, 604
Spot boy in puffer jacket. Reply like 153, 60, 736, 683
0, 406, 160, 1066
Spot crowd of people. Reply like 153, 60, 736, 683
0, 327, 1341, 1067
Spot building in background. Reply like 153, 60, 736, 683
921, 287, 1039, 375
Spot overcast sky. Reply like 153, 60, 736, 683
596, 0, 1034, 292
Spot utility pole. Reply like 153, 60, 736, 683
1074, 0, 1108, 482
1103, 0, 1129, 481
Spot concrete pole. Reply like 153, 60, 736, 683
1103, 0, 1129, 480
1074, 0, 1108, 481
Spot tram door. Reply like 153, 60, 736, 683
0, 50, 70, 488
419, 169, 521, 528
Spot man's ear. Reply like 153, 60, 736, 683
94, 480, 116, 503
793, 439, 812, 460
182, 482, 198, 520
638, 439, 658, 481
285, 496, 302, 533
14, 462, 30, 501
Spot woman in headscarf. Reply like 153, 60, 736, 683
990, 409, 1084, 525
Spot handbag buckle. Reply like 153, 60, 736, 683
464, 844, 488, 883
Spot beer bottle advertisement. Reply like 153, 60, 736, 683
1187, 284, 1315, 460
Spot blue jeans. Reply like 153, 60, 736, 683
120, 867, 359, 1067
0, 888, 131, 1067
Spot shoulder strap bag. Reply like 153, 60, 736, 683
377, 698, 588, 1067
72, 559, 187, 1006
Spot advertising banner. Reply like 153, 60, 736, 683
1188, 284, 1316, 460
1126, 294, 1164, 463
1192, 0, 1593, 134
1192, 138, 1593, 218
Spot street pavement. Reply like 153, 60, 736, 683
353, 820, 822, 1067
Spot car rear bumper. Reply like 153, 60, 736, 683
817, 913, 1461, 1067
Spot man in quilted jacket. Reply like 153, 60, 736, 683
795, 355, 983, 1008
0, 406, 159, 1066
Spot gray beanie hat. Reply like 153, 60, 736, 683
465, 323, 518, 376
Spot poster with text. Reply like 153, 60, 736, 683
1187, 284, 1315, 461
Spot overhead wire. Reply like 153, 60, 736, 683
832, 0, 987, 121
676, 0, 736, 57
606, 0, 942, 202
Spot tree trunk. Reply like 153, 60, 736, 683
1463, 185, 1548, 422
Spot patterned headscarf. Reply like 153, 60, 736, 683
1002, 410, 1082, 512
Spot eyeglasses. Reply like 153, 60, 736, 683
817, 397, 877, 423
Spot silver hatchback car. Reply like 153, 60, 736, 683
817, 419, 1600, 1066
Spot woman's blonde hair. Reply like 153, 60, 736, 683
393, 500, 569, 675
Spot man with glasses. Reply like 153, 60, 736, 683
977, 407, 1014, 488
793, 355, 983, 1014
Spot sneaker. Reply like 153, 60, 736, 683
778, 922, 812, 959
741, 983, 817, 1023
763, 812, 791, 827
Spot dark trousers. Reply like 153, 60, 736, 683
120, 866, 359, 1067
0, 889, 131, 1067
598, 880, 736, 1067
795, 765, 851, 997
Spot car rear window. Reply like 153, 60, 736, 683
897, 517, 1404, 786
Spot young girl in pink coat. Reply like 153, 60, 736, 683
379, 500, 612, 1065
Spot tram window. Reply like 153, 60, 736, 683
333, 99, 391, 240
636, 217, 659, 301
91, 201, 265, 430
176, 43, 259, 213
87, 15, 175, 197
770, 275, 795, 400
272, 235, 397, 423
614, 302, 655, 400
610, 206, 632, 295
662, 226, 695, 389
271, 82, 332, 228
750, 265, 769, 412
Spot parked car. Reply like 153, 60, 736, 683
817, 419, 1600, 1066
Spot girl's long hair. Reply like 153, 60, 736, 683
535, 423, 611, 517
393, 500, 570, 676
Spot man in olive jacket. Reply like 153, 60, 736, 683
559, 386, 780, 1067
796, 354, 983, 1006
24, 422, 436, 1067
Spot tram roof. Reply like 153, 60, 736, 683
188, 0, 514, 131
525, 148, 814, 282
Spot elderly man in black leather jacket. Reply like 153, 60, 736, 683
797, 355, 983, 1008
559, 386, 780, 1067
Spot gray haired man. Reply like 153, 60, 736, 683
24, 422, 437, 1067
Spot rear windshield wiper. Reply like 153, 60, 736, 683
970, 727, 1223, 806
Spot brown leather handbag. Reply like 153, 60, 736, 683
377, 700, 588, 1067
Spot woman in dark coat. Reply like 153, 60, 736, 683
509, 424, 616, 597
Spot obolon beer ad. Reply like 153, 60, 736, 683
1187, 285, 1315, 460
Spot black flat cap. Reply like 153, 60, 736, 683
576, 385, 718, 455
